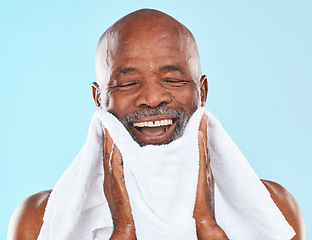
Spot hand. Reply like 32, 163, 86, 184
193, 114, 228, 239
103, 128, 136, 240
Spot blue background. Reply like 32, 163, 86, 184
1, 0, 311, 238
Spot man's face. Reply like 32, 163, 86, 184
101, 24, 205, 146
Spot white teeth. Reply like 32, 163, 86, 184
133, 119, 173, 128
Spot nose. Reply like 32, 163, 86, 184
134, 82, 173, 108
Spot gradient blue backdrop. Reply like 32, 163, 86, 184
1, 0, 311, 238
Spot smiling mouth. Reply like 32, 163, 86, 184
130, 117, 177, 145
133, 119, 173, 135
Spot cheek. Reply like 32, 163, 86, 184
105, 92, 135, 119
171, 86, 200, 111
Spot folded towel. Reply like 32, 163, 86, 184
37, 107, 295, 239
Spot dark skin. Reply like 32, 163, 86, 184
8, 9, 305, 240
103, 129, 136, 239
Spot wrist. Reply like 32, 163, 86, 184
110, 224, 136, 240
195, 219, 228, 240
110, 230, 136, 240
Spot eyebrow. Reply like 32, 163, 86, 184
118, 67, 136, 74
159, 65, 184, 74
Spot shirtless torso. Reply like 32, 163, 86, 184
8, 180, 305, 240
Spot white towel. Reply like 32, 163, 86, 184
37, 107, 295, 239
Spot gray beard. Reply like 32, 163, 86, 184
119, 106, 191, 146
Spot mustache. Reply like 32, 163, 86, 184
120, 106, 188, 124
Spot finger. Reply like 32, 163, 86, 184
103, 128, 114, 174
199, 113, 209, 169
111, 143, 124, 183
199, 113, 208, 146
104, 129, 126, 191
199, 115, 213, 188
103, 128, 115, 202
198, 128, 213, 194
207, 165, 215, 220
198, 131, 216, 220
197, 131, 208, 197
194, 131, 209, 220
111, 144, 130, 200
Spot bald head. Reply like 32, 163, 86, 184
95, 9, 202, 102
92, 9, 208, 145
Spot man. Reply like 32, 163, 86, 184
8, 9, 304, 239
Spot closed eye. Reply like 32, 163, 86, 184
107, 81, 139, 92
163, 79, 194, 86
118, 82, 138, 87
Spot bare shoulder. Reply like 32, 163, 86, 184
261, 180, 305, 240
8, 190, 52, 240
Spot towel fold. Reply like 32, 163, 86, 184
37, 107, 295, 240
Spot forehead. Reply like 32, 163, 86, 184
116, 24, 184, 53
107, 22, 193, 72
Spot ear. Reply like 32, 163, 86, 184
199, 75, 208, 107
92, 82, 102, 109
